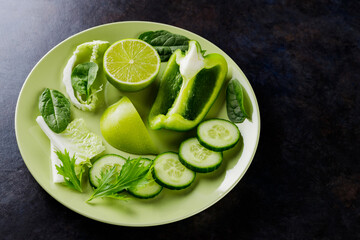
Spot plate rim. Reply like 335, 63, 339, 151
15, 20, 261, 226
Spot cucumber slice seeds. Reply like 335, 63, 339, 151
197, 119, 240, 152
179, 138, 223, 173
128, 158, 163, 199
152, 152, 195, 190
89, 154, 126, 188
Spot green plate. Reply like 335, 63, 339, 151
15, 21, 260, 226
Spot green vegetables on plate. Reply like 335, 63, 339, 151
35, 30, 247, 203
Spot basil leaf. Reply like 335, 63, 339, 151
39, 88, 71, 133
139, 30, 190, 61
226, 79, 249, 123
71, 62, 99, 97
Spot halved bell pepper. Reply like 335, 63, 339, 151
149, 40, 228, 131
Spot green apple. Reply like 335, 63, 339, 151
100, 96, 158, 155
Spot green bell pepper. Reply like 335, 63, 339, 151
149, 40, 228, 131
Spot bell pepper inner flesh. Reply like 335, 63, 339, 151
149, 40, 228, 131
153, 56, 183, 116
177, 41, 205, 80
183, 65, 220, 120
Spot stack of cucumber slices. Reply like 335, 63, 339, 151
154, 119, 240, 191
89, 119, 240, 199
90, 155, 163, 199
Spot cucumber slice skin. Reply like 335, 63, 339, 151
197, 137, 238, 152
179, 138, 223, 173
152, 152, 196, 190
197, 119, 240, 152
179, 155, 222, 173
128, 185, 163, 199
152, 169, 196, 190
128, 158, 163, 199
89, 154, 127, 188
128, 189, 162, 199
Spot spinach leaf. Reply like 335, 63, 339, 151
71, 62, 98, 97
226, 79, 249, 123
139, 30, 190, 61
39, 88, 71, 133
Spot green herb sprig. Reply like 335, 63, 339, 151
87, 157, 151, 202
55, 149, 83, 192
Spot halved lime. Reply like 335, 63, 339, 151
103, 39, 161, 92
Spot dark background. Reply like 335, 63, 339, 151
1, 0, 359, 239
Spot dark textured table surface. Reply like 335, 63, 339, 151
1, 0, 359, 239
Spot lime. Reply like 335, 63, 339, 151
100, 96, 158, 154
103, 39, 161, 92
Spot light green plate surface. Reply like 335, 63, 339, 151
15, 21, 260, 226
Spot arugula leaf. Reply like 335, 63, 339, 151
87, 157, 151, 202
226, 79, 249, 123
139, 30, 190, 61
71, 62, 99, 98
55, 149, 83, 192
39, 88, 71, 133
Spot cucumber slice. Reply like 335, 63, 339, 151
152, 152, 196, 190
179, 138, 223, 173
89, 154, 126, 188
128, 158, 163, 199
197, 119, 240, 151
